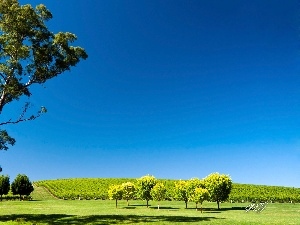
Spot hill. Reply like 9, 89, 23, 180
34, 178, 300, 202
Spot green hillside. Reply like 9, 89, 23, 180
34, 178, 300, 203
31, 183, 57, 200
229, 183, 300, 203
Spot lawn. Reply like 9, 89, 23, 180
0, 199, 298, 224
0, 185, 297, 224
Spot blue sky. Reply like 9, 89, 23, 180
1, 0, 300, 187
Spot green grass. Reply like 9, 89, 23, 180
0, 185, 298, 224
31, 184, 57, 201
0, 199, 298, 224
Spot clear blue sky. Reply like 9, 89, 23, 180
1, 0, 299, 187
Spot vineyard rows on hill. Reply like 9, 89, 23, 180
229, 183, 300, 203
35, 178, 300, 203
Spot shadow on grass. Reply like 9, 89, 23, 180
0, 214, 223, 224
129, 204, 149, 207
185, 207, 245, 213
123, 206, 136, 209
149, 206, 180, 210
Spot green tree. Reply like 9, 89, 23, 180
136, 175, 157, 208
186, 178, 205, 208
204, 172, 232, 209
0, 175, 9, 201
0, 0, 87, 150
151, 182, 166, 210
11, 174, 34, 200
189, 187, 209, 212
108, 184, 123, 208
121, 182, 135, 206
173, 180, 189, 209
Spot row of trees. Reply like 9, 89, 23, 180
0, 174, 34, 200
108, 173, 232, 211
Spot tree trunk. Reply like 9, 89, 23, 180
19, 195, 22, 201
217, 200, 220, 210
0, 195, 2, 201
158, 203, 160, 210
0, 91, 6, 113
195, 203, 198, 211
185, 200, 187, 209
115, 199, 118, 208
200, 203, 203, 213
147, 200, 149, 208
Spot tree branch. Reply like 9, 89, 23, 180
0, 103, 46, 126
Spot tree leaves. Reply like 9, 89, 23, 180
0, 0, 87, 150
0, 175, 10, 200
0, 130, 15, 150
204, 173, 232, 209
11, 174, 34, 200
136, 175, 157, 207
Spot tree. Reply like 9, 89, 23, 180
121, 182, 135, 206
189, 187, 209, 212
108, 184, 123, 208
11, 174, 34, 200
173, 180, 189, 209
150, 182, 166, 210
0, 0, 88, 150
204, 172, 232, 209
136, 175, 157, 208
186, 178, 205, 209
0, 175, 9, 201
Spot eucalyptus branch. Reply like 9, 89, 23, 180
0, 103, 47, 126
0, 73, 5, 80
0, 0, 87, 151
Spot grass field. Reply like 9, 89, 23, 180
0, 186, 298, 224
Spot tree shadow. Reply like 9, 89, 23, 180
149, 206, 180, 210
0, 214, 223, 224
230, 207, 246, 211
129, 204, 149, 207
123, 206, 136, 209
185, 207, 245, 213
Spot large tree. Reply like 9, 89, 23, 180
0, 0, 87, 150
136, 175, 157, 208
186, 177, 205, 209
0, 175, 9, 201
150, 182, 166, 210
189, 187, 209, 212
173, 180, 189, 209
108, 184, 123, 208
204, 173, 232, 210
121, 182, 135, 206
11, 174, 34, 200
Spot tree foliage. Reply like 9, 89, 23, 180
0, 130, 15, 150
0, 0, 87, 150
11, 174, 34, 200
173, 180, 189, 208
186, 178, 205, 208
151, 182, 166, 210
189, 187, 209, 212
0, 175, 9, 200
108, 184, 123, 208
204, 173, 232, 209
121, 182, 135, 206
136, 175, 157, 208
